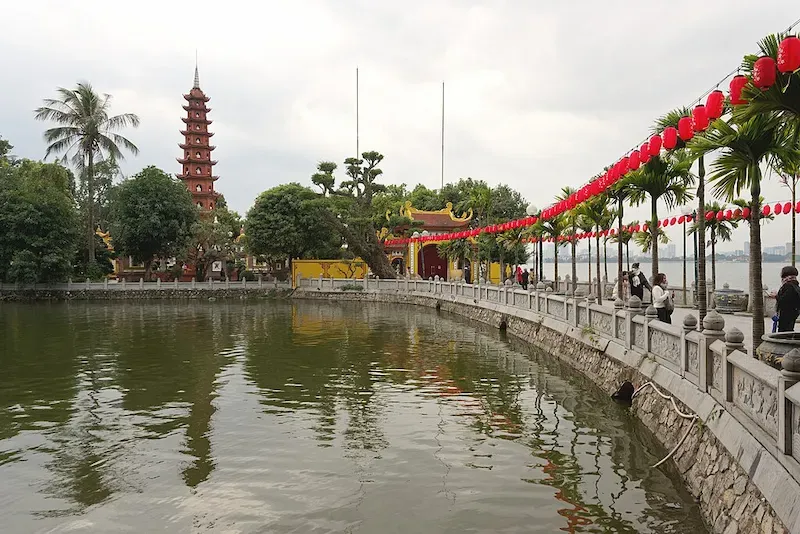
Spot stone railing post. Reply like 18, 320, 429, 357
624, 296, 643, 349
364, 274, 369, 291
242, 277, 247, 288
643, 305, 658, 352
612, 298, 624, 337
104, 277, 109, 289
722, 327, 745, 402
67, 278, 73, 290
318, 274, 323, 290
225, 277, 230, 289
121, 277, 126, 289
535, 282, 544, 312
699, 310, 725, 392
680, 314, 698, 377
157, 277, 162, 289
210, 277, 214, 289
295, 274, 302, 289
174, 278, 179, 289
405, 275, 410, 293
139, 278, 144, 289
85, 278, 91, 289
192, 277, 196, 289
258, 274, 263, 288
779, 349, 800, 454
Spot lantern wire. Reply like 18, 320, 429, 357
552, 16, 800, 216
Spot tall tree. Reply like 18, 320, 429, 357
311, 152, 396, 278
688, 202, 738, 293
559, 187, 579, 292
776, 153, 800, 267
578, 195, 610, 304
246, 183, 340, 270
625, 153, 693, 281
34, 82, 140, 265
109, 166, 197, 280
0, 160, 79, 283
690, 113, 790, 355
608, 179, 632, 299
538, 214, 569, 289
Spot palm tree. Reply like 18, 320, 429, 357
578, 195, 609, 304
776, 155, 800, 267
497, 227, 530, 282
35, 82, 140, 264
625, 153, 694, 281
538, 214, 569, 291
633, 227, 670, 255
657, 106, 709, 323
577, 213, 595, 290
608, 178, 632, 299
688, 202, 739, 293
558, 187, 579, 292
437, 238, 473, 280
690, 113, 791, 355
611, 220, 638, 271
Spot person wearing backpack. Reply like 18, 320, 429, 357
776, 265, 800, 332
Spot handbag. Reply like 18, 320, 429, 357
665, 294, 675, 312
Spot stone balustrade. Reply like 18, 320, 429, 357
296, 274, 800, 533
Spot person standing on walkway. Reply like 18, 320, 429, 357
521, 269, 529, 290
776, 265, 800, 332
628, 263, 651, 302
651, 273, 673, 324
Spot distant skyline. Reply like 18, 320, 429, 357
0, 0, 797, 250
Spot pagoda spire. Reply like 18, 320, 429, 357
193, 52, 200, 88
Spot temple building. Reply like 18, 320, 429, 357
177, 65, 220, 211
383, 201, 473, 280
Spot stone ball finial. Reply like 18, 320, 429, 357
645, 305, 658, 318
683, 314, 698, 329
783, 348, 800, 373
725, 327, 745, 345
546, 286, 553, 292
536, 281, 545, 290
614, 298, 624, 309
723, 282, 730, 290
628, 295, 642, 309
703, 309, 725, 332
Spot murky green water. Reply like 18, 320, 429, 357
0, 301, 706, 533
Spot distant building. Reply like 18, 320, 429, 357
765, 245, 786, 256
744, 241, 750, 256
666, 244, 676, 258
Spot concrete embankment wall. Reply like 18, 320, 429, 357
0, 286, 293, 301
293, 285, 799, 534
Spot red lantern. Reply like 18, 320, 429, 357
670, 217, 677, 226
778, 35, 800, 73
725, 210, 733, 220
619, 156, 629, 177
692, 105, 709, 132
763, 205, 772, 216
678, 116, 694, 141
640, 142, 651, 164
729, 75, 748, 105
706, 90, 725, 119
734, 208, 742, 219
775, 203, 783, 215
706, 211, 714, 221
742, 207, 751, 219
649, 134, 662, 156
753, 56, 777, 89
716, 211, 724, 221
678, 215, 685, 224
662, 127, 678, 150
663, 218, 670, 227
785, 202, 792, 214
629, 150, 640, 170
796, 201, 800, 213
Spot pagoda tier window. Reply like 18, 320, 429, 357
196, 151, 201, 158
184, 166, 188, 174
195, 167, 201, 174
195, 112, 200, 118
195, 137, 201, 144
197, 202, 203, 208
196, 184, 202, 192
195, 124, 200, 130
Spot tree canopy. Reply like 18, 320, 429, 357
0, 160, 79, 283
109, 166, 197, 279
246, 183, 342, 265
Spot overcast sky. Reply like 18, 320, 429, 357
1, 0, 798, 252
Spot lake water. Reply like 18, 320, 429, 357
539, 260, 788, 291
0, 301, 706, 533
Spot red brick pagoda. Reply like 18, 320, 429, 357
177, 65, 219, 211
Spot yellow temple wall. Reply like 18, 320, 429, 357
291, 259, 369, 288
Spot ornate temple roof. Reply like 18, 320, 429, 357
399, 201, 472, 230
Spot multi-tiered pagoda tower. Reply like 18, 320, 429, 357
177, 66, 219, 211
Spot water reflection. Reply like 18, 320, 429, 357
0, 301, 706, 533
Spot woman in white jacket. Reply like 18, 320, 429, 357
651, 273, 673, 324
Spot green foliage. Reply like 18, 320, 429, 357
109, 166, 197, 278
0, 137, 12, 162
190, 205, 242, 281
687, 202, 738, 245
0, 160, 80, 283
246, 183, 341, 264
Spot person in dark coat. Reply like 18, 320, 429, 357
776, 265, 800, 332
521, 269, 529, 290
628, 262, 651, 301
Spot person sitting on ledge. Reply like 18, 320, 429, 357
776, 265, 800, 332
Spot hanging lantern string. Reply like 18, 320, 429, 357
552, 17, 800, 210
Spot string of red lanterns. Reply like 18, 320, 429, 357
383, 200, 799, 247
383, 31, 800, 248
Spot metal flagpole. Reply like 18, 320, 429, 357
441, 81, 445, 189
356, 67, 360, 159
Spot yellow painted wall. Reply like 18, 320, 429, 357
291, 259, 369, 288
